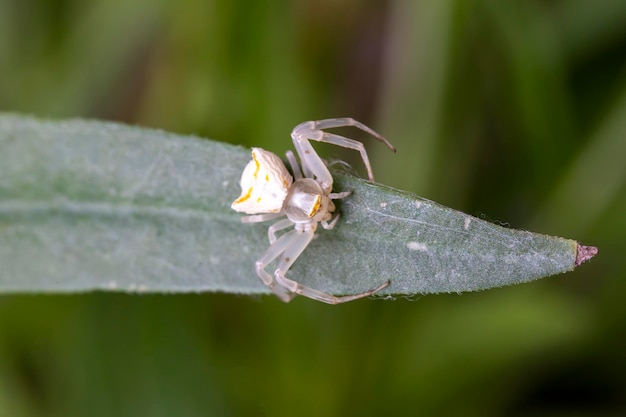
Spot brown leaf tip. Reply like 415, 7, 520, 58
575, 244, 598, 267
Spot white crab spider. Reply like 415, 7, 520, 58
232, 118, 395, 304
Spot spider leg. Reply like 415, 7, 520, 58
272, 230, 391, 304
285, 150, 303, 180
322, 190, 351, 229
277, 271, 391, 305
255, 229, 303, 302
305, 118, 396, 153
270, 284, 297, 303
291, 118, 395, 186
321, 214, 340, 230
268, 218, 294, 244
329, 191, 351, 199
293, 128, 381, 186
290, 130, 335, 192
241, 212, 283, 224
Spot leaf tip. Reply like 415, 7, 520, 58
575, 243, 598, 267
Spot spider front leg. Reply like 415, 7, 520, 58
255, 229, 305, 302
271, 226, 390, 304
267, 218, 294, 244
291, 118, 396, 190
320, 190, 352, 230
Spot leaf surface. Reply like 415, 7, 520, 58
0, 114, 593, 295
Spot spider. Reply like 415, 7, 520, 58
231, 118, 396, 304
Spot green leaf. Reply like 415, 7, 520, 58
0, 114, 596, 296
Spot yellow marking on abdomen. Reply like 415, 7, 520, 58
252, 152, 261, 179
233, 187, 253, 204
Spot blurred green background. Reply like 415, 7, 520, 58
0, 0, 624, 415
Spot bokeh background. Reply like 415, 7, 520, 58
1, 0, 624, 415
